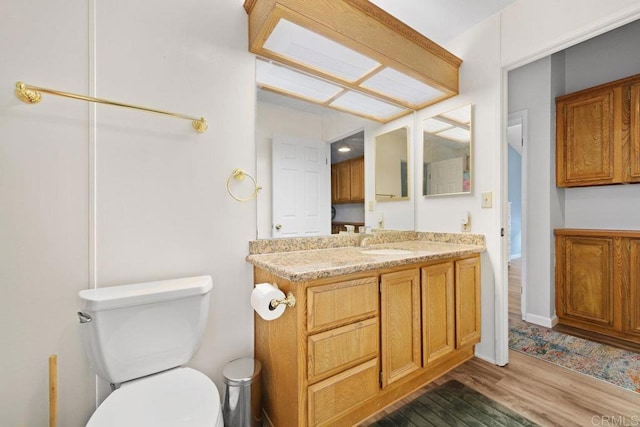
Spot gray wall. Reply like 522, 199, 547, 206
508, 145, 522, 257
563, 19, 640, 229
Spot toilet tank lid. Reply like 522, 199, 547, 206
79, 275, 212, 312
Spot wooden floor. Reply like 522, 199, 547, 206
360, 258, 640, 426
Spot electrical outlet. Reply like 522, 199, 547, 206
460, 212, 471, 232
481, 192, 493, 208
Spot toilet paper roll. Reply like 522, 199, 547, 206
251, 283, 286, 321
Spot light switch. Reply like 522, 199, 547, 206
368, 200, 375, 211
481, 192, 493, 208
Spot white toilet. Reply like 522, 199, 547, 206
77, 275, 223, 427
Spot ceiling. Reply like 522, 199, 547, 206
368, 0, 517, 45
257, 0, 518, 150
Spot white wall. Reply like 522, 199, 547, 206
508, 55, 565, 326
415, 15, 503, 363
1, 0, 255, 424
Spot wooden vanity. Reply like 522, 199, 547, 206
247, 238, 483, 426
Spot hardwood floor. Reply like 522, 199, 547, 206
360, 257, 640, 426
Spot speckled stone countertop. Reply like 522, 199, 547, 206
246, 234, 484, 282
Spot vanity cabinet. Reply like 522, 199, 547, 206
555, 229, 640, 346
253, 253, 480, 427
556, 73, 640, 187
331, 157, 364, 204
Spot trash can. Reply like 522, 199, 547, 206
222, 357, 262, 427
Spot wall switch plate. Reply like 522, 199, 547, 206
481, 192, 493, 208
368, 200, 375, 211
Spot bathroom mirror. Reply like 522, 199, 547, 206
422, 104, 472, 196
375, 127, 409, 201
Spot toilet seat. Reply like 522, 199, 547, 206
86, 367, 223, 427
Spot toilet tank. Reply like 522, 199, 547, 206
78, 276, 213, 385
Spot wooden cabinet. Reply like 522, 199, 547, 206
331, 157, 364, 204
421, 262, 455, 366
380, 268, 421, 387
556, 73, 640, 187
421, 258, 481, 367
253, 253, 481, 426
555, 229, 640, 345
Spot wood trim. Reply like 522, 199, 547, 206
554, 229, 640, 238
555, 72, 640, 103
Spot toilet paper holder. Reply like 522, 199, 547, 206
269, 283, 296, 310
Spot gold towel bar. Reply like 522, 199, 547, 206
15, 81, 208, 133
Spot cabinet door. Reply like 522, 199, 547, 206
350, 157, 365, 202
557, 236, 615, 328
627, 239, 640, 337
455, 257, 481, 348
630, 83, 640, 182
421, 262, 455, 366
334, 161, 351, 203
380, 268, 421, 387
556, 87, 620, 187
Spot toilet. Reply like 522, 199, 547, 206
77, 275, 223, 427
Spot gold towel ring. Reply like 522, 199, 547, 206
226, 168, 262, 202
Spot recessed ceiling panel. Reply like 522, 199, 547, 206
263, 19, 380, 82
361, 67, 444, 105
330, 91, 405, 119
256, 59, 343, 102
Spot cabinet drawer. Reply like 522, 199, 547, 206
307, 277, 378, 332
308, 359, 379, 427
308, 318, 378, 383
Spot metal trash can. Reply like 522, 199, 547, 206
222, 357, 262, 427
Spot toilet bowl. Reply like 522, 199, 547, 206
78, 276, 222, 426
86, 368, 223, 427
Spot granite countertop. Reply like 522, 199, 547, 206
246, 239, 484, 282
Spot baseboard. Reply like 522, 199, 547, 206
473, 350, 497, 366
509, 253, 521, 260
525, 313, 558, 328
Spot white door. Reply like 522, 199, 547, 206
272, 134, 330, 237
429, 157, 463, 195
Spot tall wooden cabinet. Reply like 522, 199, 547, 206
253, 253, 481, 427
555, 229, 640, 345
556, 73, 640, 187
331, 157, 364, 204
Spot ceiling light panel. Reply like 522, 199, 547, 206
440, 104, 471, 124
256, 59, 343, 102
360, 67, 444, 106
330, 91, 405, 120
436, 127, 470, 143
423, 117, 453, 134
263, 19, 380, 82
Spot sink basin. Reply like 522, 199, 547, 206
361, 249, 414, 255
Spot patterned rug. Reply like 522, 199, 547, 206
509, 318, 640, 393
369, 380, 538, 426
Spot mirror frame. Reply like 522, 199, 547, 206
374, 126, 410, 202
422, 104, 473, 197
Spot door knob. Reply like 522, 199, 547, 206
275, 224, 282, 230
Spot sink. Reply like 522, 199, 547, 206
361, 249, 414, 255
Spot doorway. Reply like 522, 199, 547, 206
507, 111, 527, 321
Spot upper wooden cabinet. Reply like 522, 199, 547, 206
556, 73, 640, 187
331, 157, 364, 204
